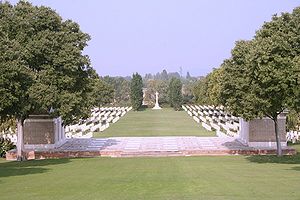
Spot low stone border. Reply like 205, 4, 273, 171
6, 148, 296, 160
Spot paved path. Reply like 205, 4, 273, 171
59, 137, 247, 151
55, 136, 283, 157
6, 136, 296, 160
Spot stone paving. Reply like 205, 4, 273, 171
53, 136, 295, 157
6, 136, 296, 160
58, 137, 241, 151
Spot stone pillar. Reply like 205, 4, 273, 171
152, 91, 162, 110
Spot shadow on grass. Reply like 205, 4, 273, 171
246, 153, 300, 165
290, 166, 300, 171
138, 105, 148, 111
221, 139, 249, 150
246, 143, 300, 166
0, 158, 71, 178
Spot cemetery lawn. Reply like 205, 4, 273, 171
94, 108, 215, 137
1, 148, 300, 200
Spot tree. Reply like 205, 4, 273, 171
102, 76, 131, 106
193, 77, 209, 105
145, 79, 169, 105
192, 67, 224, 106
182, 80, 196, 104
130, 73, 143, 111
0, 117, 16, 135
161, 69, 168, 81
206, 67, 224, 106
186, 71, 192, 80
168, 77, 183, 110
0, 2, 96, 160
91, 75, 114, 107
221, 7, 300, 156
286, 110, 300, 131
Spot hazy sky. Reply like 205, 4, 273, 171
10, 0, 300, 76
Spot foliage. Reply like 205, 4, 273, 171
286, 110, 300, 131
182, 76, 197, 104
130, 73, 143, 111
0, 117, 16, 134
91, 75, 114, 107
0, 1, 103, 160
206, 67, 224, 106
0, 1, 95, 125
102, 76, 131, 106
193, 77, 209, 104
0, 137, 15, 157
220, 8, 300, 156
143, 70, 198, 105
144, 79, 169, 105
193, 67, 223, 106
144, 69, 181, 82
168, 77, 183, 110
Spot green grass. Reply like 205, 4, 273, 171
94, 108, 215, 137
1, 153, 300, 200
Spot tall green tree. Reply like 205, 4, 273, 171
206, 67, 224, 106
0, 2, 96, 160
130, 73, 143, 111
102, 76, 131, 106
221, 7, 300, 156
168, 77, 183, 110
193, 77, 209, 105
91, 75, 114, 108
193, 68, 224, 106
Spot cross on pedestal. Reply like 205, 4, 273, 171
152, 91, 162, 110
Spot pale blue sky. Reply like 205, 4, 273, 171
10, 0, 300, 76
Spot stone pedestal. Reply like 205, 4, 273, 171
239, 114, 287, 148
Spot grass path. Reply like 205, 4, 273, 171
94, 108, 215, 137
0, 144, 300, 200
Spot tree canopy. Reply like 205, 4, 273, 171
219, 7, 300, 156
191, 7, 300, 156
0, 1, 99, 160
193, 67, 223, 106
102, 76, 131, 106
91, 74, 114, 107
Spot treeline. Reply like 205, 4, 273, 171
101, 69, 200, 108
193, 7, 300, 156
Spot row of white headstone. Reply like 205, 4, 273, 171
286, 131, 300, 143
182, 105, 240, 137
1, 132, 17, 144
65, 106, 132, 139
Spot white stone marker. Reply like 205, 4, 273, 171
152, 91, 162, 110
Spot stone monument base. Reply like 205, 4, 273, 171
152, 105, 162, 110
152, 103, 162, 110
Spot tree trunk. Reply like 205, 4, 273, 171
274, 116, 282, 157
16, 118, 26, 161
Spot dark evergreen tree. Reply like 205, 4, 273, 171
186, 71, 191, 80
130, 73, 143, 111
161, 69, 168, 81
168, 77, 183, 111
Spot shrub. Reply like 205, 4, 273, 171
0, 137, 16, 158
